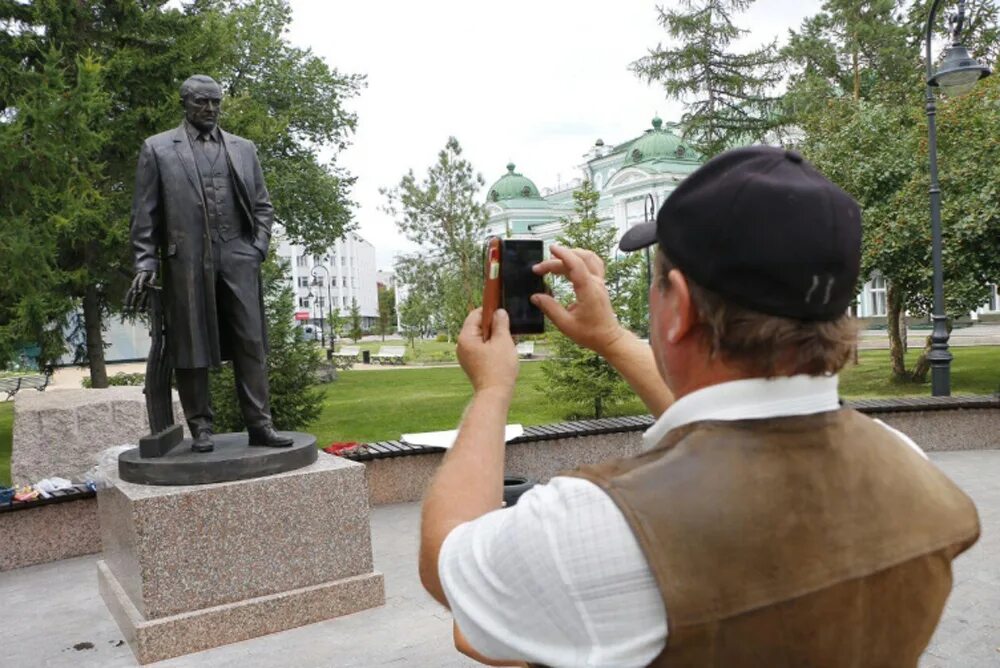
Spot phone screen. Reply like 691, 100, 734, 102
502, 240, 545, 335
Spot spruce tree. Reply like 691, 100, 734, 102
540, 181, 642, 419
632, 0, 784, 157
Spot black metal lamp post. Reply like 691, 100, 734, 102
311, 261, 334, 350
643, 193, 656, 338
924, 0, 990, 396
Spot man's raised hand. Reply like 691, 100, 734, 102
530, 244, 626, 355
457, 307, 519, 396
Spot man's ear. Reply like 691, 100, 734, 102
665, 269, 697, 344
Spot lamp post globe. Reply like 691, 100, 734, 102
923, 0, 990, 396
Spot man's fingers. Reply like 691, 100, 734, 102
532, 258, 567, 277
575, 249, 606, 280
548, 244, 593, 288
491, 308, 511, 341
531, 293, 573, 331
460, 308, 484, 340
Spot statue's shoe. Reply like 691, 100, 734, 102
248, 426, 294, 448
191, 430, 214, 453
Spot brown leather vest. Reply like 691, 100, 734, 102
564, 409, 979, 667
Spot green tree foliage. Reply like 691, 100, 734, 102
399, 291, 432, 348
383, 137, 487, 339
0, 50, 108, 368
632, 0, 784, 157
788, 1, 1000, 381
540, 181, 643, 418
348, 298, 363, 342
0, 0, 362, 384
377, 285, 396, 341
210, 253, 323, 432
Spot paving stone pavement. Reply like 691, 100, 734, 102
2, 450, 999, 667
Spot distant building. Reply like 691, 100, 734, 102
276, 230, 379, 335
486, 116, 1000, 322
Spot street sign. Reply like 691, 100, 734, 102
294, 311, 310, 321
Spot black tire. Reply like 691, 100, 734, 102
503, 475, 537, 507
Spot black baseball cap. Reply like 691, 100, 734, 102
619, 145, 861, 321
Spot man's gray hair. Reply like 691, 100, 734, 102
179, 74, 221, 100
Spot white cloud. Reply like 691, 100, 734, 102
286, 0, 821, 270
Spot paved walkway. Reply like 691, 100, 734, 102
3, 450, 999, 667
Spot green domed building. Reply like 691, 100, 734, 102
485, 116, 701, 243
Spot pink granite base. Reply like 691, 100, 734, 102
97, 451, 384, 663
98, 560, 384, 665
0, 497, 101, 571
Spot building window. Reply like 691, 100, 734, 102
341, 256, 347, 266
298, 297, 308, 308
988, 284, 999, 312
316, 297, 324, 308
869, 274, 887, 317
296, 255, 308, 267
297, 277, 309, 287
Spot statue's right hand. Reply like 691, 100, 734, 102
125, 270, 157, 312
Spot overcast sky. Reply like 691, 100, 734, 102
285, 0, 822, 270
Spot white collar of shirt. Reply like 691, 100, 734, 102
643, 374, 841, 451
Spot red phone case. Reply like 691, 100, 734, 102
482, 237, 502, 340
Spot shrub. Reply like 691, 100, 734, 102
81, 371, 145, 388
435, 333, 449, 343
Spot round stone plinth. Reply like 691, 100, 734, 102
118, 431, 317, 486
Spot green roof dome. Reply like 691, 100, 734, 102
487, 163, 542, 202
622, 117, 696, 166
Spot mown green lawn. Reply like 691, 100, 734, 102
324, 338, 550, 365
1, 346, 998, 485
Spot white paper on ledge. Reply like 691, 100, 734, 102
401, 424, 524, 450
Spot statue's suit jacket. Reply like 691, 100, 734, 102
130, 124, 273, 369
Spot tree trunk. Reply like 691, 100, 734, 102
83, 286, 108, 388
910, 321, 951, 383
886, 284, 907, 379
852, 48, 860, 101
594, 396, 603, 419
910, 335, 933, 383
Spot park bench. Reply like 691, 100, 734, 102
0, 368, 53, 401
330, 346, 360, 370
371, 345, 406, 365
516, 341, 535, 358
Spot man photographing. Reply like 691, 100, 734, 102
419, 146, 980, 667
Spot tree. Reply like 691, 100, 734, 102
632, 0, 784, 157
377, 285, 396, 341
348, 298, 363, 343
540, 181, 643, 418
399, 291, 432, 349
383, 137, 488, 339
328, 308, 344, 349
0, 49, 108, 369
788, 1, 1000, 382
210, 252, 323, 432
0, 0, 363, 385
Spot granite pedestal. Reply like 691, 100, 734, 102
96, 451, 384, 664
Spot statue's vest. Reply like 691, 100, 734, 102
560, 409, 979, 667
191, 137, 244, 243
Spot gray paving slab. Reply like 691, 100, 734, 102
2, 451, 999, 667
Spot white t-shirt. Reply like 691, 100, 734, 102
438, 374, 928, 667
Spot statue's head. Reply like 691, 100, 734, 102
180, 75, 223, 133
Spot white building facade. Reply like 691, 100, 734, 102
276, 230, 380, 334
486, 117, 1000, 322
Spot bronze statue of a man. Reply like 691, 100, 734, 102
127, 74, 293, 452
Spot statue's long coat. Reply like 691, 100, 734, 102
130, 124, 273, 369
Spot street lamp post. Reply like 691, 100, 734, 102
924, 0, 990, 395
643, 193, 656, 337
311, 261, 334, 350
